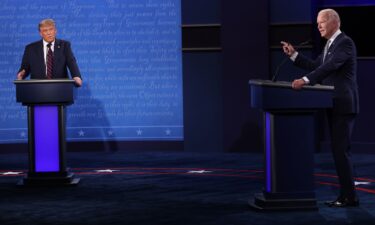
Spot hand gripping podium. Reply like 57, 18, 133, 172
248, 80, 334, 210
14, 79, 80, 186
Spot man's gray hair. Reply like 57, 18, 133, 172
38, 19, 56, 30
319, 9, 341, 27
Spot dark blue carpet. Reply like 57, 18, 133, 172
0, 151, 375, 225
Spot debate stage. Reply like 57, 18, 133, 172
1, 150, 375, 225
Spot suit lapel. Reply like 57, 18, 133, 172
54, 39, 62, 65
323, 33, 345, 63
328, 33, 344, 52
36, 40, 45, 76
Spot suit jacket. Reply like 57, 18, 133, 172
294, 33, 359, 114
19, 39, 81, 79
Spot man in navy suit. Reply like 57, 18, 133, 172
17, 18, 82, 87
281, 9, 359, 207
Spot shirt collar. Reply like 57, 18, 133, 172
328, 29, 342, 45
43, 39, 55, 47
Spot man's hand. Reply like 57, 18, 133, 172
281, 41, 296, 57
16, 70, 25, 80
73, 77, 82, 87
291, 79, 305, 90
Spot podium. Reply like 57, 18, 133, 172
248, 80, 334, 210
14, 79, 80, 186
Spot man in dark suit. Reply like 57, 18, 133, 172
281, 9, 359, 207
17, 18, 82, 87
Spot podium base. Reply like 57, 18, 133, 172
249, 193, 318, 211
17, 173, 80, 186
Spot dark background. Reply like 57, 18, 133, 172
183, 0, 375, 154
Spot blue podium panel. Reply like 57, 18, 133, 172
249, 79, 333, 211
34, 106, 60, 172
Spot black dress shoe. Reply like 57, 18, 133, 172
325, 197, 359, 207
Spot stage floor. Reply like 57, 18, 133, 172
0, 151, 375, 225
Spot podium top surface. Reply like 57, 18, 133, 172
14, 79, 75, 105
14, 79, 75, 84
249, 79, 334, 91
249, 79, 333, 110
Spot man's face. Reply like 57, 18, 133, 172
317, 13, 337, 39
39, 25, 56, 42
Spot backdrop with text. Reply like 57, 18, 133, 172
0, 0, 183, 143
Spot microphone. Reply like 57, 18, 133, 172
271, 39, 312, 82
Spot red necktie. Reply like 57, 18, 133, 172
46, 43, 54, 79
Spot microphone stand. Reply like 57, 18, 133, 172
271, 57, 288, 82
